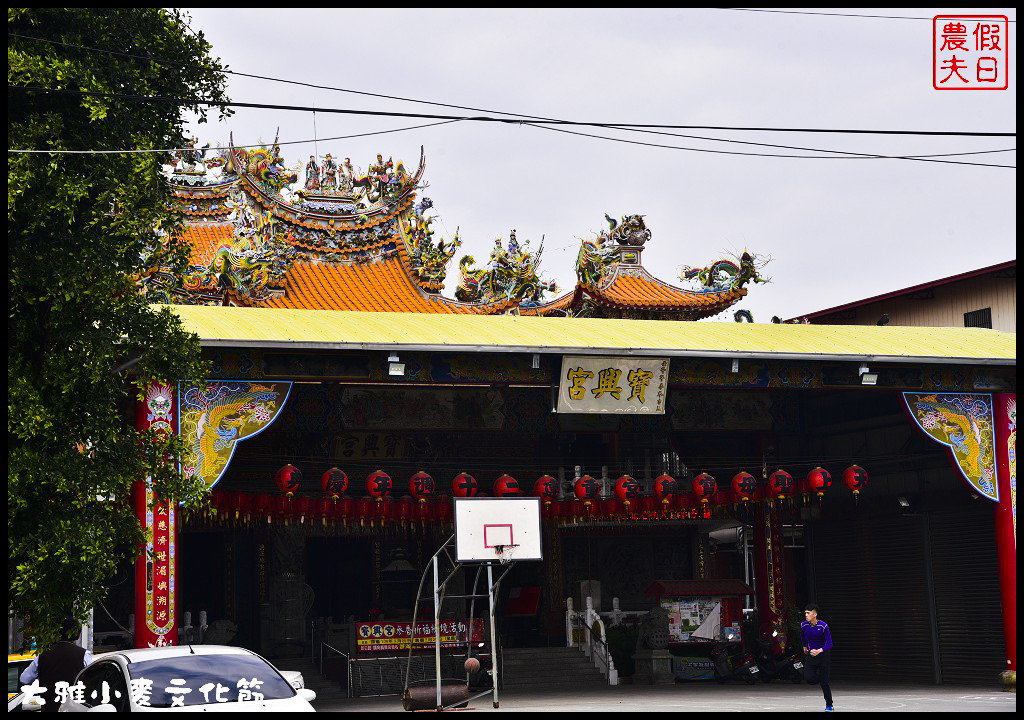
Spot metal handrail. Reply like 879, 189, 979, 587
320, 641, 352, 698
576, 614, 618, 685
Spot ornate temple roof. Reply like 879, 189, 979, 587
145, 135, 763, 320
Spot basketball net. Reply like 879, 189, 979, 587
493, 544, 519, 565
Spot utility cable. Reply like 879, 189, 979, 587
8, 119, 463, 154
6, 38, 1015, 137
525, 123, 1015, 168
9, 87, 1016, 166
719, 8, 1015, 22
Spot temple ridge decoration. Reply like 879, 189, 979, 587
147, 130, 762, 320
456, 229, 558, 305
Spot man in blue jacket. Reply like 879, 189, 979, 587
801, 603, 834, 712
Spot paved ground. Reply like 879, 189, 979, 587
313, 681, 1016, 712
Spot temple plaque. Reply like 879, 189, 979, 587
557, 356, 668, 414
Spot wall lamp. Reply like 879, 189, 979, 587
859, 363, 878, 386
387, 353, 405, 376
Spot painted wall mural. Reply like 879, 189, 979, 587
178, 381, 293, 490
903, 392, 998, 501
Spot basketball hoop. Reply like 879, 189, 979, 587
493, 544, 519, 565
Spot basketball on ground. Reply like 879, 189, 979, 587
464, 656, 481, 674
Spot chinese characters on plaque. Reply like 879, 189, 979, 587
356, 619, 486, 652
557, 356, 668, 414
933, 15, 1008, 90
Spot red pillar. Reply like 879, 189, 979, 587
133, 384, 179, 648
993, 393, 1016, 673
752, 499, 785, 637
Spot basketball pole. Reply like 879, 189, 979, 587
434, 554, 443, 710
488, 562, 500, 709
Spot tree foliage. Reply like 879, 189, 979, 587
8, 8, 230, 648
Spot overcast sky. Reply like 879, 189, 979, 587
183, 8, 1016, 322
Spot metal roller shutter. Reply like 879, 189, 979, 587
928, 505, 1004, 684
810, 515, 936, 682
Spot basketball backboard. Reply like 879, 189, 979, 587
453, 497, 543, 563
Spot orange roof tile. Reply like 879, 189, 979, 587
183, 224, 235, 268
593, 267, 746, 317
255, 254, 516, 314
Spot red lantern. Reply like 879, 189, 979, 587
273, 494, 292, 524
296, 496, 313, 524
494, 474, 521, 497
732, 471, 756, 503
548, 500, 564, 521
601, 497, 621, 520
254, 493, 272, 523
693, 473, 717, 504
366, 470, 392, 499
574, 475, 601, 506
640, 495, 659, 518
534, 475, 558, 504
333, 495, 352, 525
769, 469, 794, 499
806, 467, 832, 497
614, 475, 640, 510
673, 492, 694, 516
569, 499, 585, 520
314, 497, 332, 526
321, 467, 348, 498
396, 496, 414, 525
409, 471, 435, 501
416, 496, 432, 524
355, 496, 373, 526
433, 499, 452, 524
452, 472, 478, 498
654, 474, 678, 500
236, 493, 253, 524
275, 464, 301, 497
843, 465, 868, 497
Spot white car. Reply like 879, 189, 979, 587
56, 645, 316, 712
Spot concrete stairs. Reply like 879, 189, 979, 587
500, 646, 608, 691
272, 657, 349, 706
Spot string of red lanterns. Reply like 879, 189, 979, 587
193, 464, 868, 528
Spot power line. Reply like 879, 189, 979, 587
10, 87, 1017, 167
8, 119, 463, 154
525, 123, 1015, 168
720, 8, 1016, 22
7, 35, 1015, 138
9, 30, 1016, 167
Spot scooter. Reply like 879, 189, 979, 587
754, 632, 803, 683
711, 642, 760, 684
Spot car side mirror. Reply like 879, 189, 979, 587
86, 704, 118, 712
297, 688, 317, 703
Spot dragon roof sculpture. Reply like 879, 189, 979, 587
455, 229, 559, 305
143, 132, 762, 320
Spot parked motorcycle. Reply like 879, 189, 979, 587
754, 631, 803, 683
711, 642, 759, 684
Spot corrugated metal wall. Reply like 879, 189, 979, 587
810, 505, 1005, 684
928, 505, 1005, 684
810, 515, 936, 682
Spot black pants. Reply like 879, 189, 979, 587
804, 649, 833, 707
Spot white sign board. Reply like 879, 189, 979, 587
454, 497, 543, 563
557, 356, 669, 414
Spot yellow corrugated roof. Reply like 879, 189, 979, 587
165, 305, 1016, 365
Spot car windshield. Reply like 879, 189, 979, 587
9, 661, 32, 695
125, 653, 295, 708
